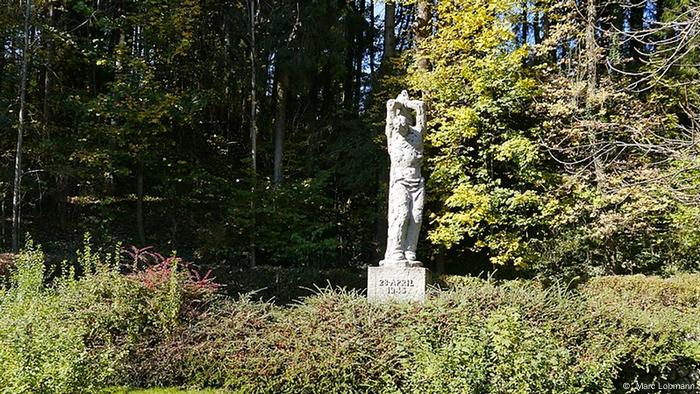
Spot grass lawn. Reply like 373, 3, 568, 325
103, 389, 233, 394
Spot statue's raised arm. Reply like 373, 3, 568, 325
385, 99, 401, 139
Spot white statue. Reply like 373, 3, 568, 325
382, 90, 426, 267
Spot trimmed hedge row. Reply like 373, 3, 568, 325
224, 266, 367, 304
1, 244, 699, 393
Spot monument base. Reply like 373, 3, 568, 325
367, 266, 429, 303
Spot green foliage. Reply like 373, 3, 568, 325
225, 265, 366, 304
406, 0, 553, 268
3, 0, 700, 278
122, 274, 700, 393
102, 389, 231, 394
10, 238, 45, 297
1, 238, 699, 393
392, 0, 700, 276
0, 240, 112, 394
0, 0, 380, 268
0, 238, 221, 393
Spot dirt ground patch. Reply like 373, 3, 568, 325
0, 253, 16, 278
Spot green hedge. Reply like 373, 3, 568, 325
224, 266, 366, 304
1, 242, 699, 393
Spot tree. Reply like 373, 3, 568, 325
273, 67, 288, 188
3, 0, 698, 277
248, 0, 259, 266
384, 0, 396, 60
414, 0, 431, 73
12, 0, 31, 252
407, 0, 558, 270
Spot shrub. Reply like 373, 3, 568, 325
224, 266, 366, 304
0, 240, 116, 394
582, 275, 700, 389
0, 239, 221, 393
1, 239, 699, 393
129, 275, 698, 393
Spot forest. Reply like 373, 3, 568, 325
2, 0, 700, 280
2, 0, 700, 393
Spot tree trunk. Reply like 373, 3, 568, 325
57, 174, 68, 230
533, 9, 541, 46
383, 0, 396, 60
273, 67, 288, 188
0, 35, 6, 89
224, 4, 234, 140
249, 0, 258, 267
520, 1, 529, 46
369, 0, 375, 78
12, 0, 32, 252
136, 162, 145, 245
1, 36, 5, 244
414, 0, 431, 73
585, 0, 597, 102
344, 2, 355, 112
656, 0, 664, 23
354, 0, 366, 109
42, 0, 54, 130
629, 2, 645, 67
1, 196, 5, 242
585, 0, 605, 191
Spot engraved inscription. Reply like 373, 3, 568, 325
378, 278, 415, 295
367, 266, 428, 303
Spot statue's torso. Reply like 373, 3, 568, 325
388, 126, 423, 174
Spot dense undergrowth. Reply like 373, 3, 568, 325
0, 241, 699, 394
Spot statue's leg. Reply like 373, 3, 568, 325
385, 179, 410, 261
404, 178, 424, 261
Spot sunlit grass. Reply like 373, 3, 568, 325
103, 388, 233, 394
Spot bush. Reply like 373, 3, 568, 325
225, 266, 366, 304
0, 239, 220, 394
0, 241, 117, 393
1, 240, 699, 393
134, 276, 699, 393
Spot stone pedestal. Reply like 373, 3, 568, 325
367, 266, 429, 303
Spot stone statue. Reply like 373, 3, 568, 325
382, 90, 426, 267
